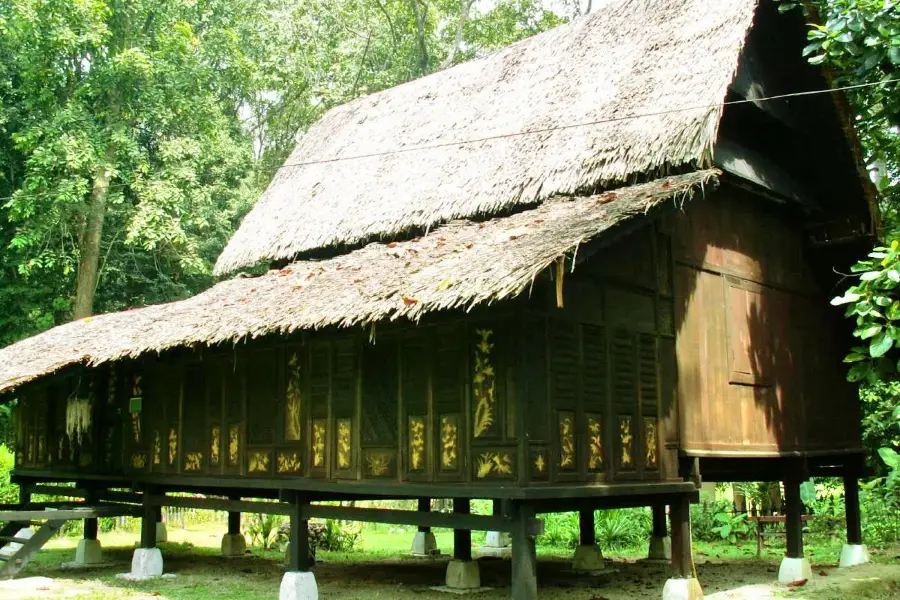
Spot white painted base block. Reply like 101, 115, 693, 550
280, 571, 318, 600
75, 539, 104, 564
662, 577, 704, 600
572, 544, 605, 572
0, 528, 32, 558
474, 546, 511, 559
411, 531, 440, 557
839, 544, 870, 568
445, 560, 481, 589
221, 533, 247, 557
130, 547, 164, 579
484, 532, 511, 548
777, 557, 811, 584
648, 536, 672, 561
156, 522, 168, 543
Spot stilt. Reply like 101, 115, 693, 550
445, 498, 480, 590
648, 505, 671, 561
572, 508, 604, 572
410, 497, 439, 557
839, 473, 869, 568
221, 496, 247, 557
73, 489, 103, 565
664, 494, 702, 600
121, 489, 163, 579
778, 474, 811, 584
476, 499, 511, 558
281, 494, 317, 600
511, 501, 538, 600
155, 505, 168, 543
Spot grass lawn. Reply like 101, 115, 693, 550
0, 522, 896, 600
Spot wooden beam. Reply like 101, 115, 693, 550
301, 504, 537, 534
152, 495, 293, 516
0, 505, 141, 522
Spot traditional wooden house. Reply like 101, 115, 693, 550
0, 0, 877, 598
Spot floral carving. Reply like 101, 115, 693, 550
588, 416, 603, 471
559, 413, 575, 469
184, 452, 203, 472
644, 418, 658, 468
472, 329, 496, 438
153, 430, 162, 465
228, 425, 240, 466
168, 428, 178, 465
534, 452, 546, 474
285, 353, 302, 441
131, 453, 147, 469
620, 417, 633, 468
278, 451, 302, 473
365, 452, 392, 476
337, 419, 352, 469
210, 425, 220, 466
249, 451, 270, 473
312, 420, 326, 468
440, 415, 458, 470
408, 416, 425, 471
476, 452, 513, 479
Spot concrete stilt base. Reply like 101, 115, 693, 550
445, 559, 481, 589
777, 557, 811, 584
0, 528, 32, 558
662, 577, 704, 600
648, 535, 672, 561
75, 539, 104, 564
156, 522, 168, 543
474, 531, 511, 558
572, 544, 605, 572
839, 544, 870, 568
126, 548, 164, 580
221, 533, 247, 557
411, 531, 440, 557
280, 571, 318, 600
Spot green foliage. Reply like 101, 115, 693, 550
538, 509, 650, 550
692, 500, 735, 542
711, 512, 753, 544
0, 444, 17, 504
246, 513, 286, 550
318, 519, 362, 552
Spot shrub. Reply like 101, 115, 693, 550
318, 519, 362, 551
539, 512, 579, 548
692, 500, 733, 542
0, 444, 17, 504
538, 508, 650, 551
247, 513, 287, 550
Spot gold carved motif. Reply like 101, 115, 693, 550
26, 433, 33, 463
248, 451, 270, 473
131, 413, 141, 444
559, 414, 575, 469
210, 425, 220, 466
168, 428, 178, 465
476, 453, 513, 479
408, 416, 425, 471
440, 415, 458, 470
312, 420, 326, 468
644, 418, 658, 468
131, 453, 147, 469
153, 430, 162, 465
620, 417, 633, 468
534, 452, 546, 474
285, 353, 302, 441
588, 416, 603, 470
37, 434, 45, 464
277, 451, 302, 473
337, 419, 352, 469
228, 425, 240, 466
184, 452, 203, 471
472, 329, 496, 437
365, 452, 391, 476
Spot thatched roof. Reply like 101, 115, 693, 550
0, 170, 717, 395
213, 0, 757, 275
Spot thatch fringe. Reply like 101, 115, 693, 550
0, 170, 718, 394
213, 0, 756, 274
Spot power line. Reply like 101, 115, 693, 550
0, 76, 897, 203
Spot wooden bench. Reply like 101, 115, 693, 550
748, 514, 814, 558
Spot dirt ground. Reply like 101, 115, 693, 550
3, 542, 899, 600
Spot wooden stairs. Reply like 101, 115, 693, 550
0, 502, 141, 578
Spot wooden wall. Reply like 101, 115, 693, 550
671, 184, 859, 456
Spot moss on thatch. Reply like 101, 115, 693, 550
0, 170, 717, 395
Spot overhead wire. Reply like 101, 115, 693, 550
0, 76, 897, 204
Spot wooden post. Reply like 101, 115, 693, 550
288, 494, 312, 572
652, 505, 667, 538
453, 498, 472, 562
140, 491, 157, 549
19, 483, 32, 507
579, 508, 595, 546
418, 497, 431, 533
84, 488, 99, 541
510, 501, 538, 600
844, 475, 862, 545
227, 511, 241, 536
783, 475, 804, 559
669, 494, 694, 578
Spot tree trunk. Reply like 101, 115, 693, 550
408, 0, 429, 75
72, 149, 114, 320
440, 0, 474, 70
